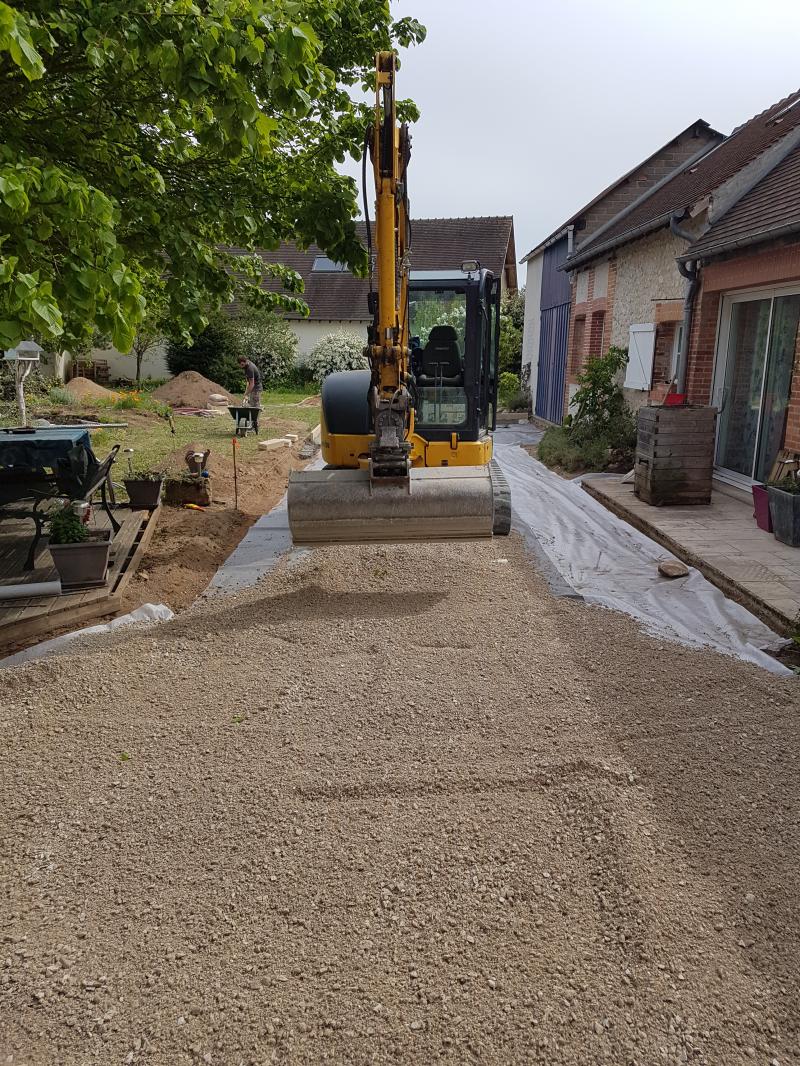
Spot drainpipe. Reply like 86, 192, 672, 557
670, 212, 699, 395
566, 224, 575, 257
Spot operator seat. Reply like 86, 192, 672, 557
417, 325, 463, 387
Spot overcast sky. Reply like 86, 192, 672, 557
342, 0, 800, 275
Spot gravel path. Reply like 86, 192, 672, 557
1, 534, 799, 1065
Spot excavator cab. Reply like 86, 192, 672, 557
409, 266, 501, 453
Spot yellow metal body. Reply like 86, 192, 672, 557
321, 51, 493, 475
322, 418, 493, 470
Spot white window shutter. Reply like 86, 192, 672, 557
624, 323, 656, 391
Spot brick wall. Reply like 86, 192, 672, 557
653, 322, 677, 383
703, 244, 800, 293
563, 261, 617, 416
685, 286, 720, 405
688, 241, 800, 457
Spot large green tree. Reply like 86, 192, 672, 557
0, 1, 424, 353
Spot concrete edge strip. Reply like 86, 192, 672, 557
581, 478, 793, 638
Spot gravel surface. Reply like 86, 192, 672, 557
1, 534, 798, 1065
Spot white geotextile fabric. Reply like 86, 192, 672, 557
0, 603, 174, 668
493, 426, 790, 676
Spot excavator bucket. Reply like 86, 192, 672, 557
287, 462, 511, 546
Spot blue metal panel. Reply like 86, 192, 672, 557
540, 237, 571, 310
535, 301, 570, 424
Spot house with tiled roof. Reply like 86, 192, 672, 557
520, 122, 722, 423
555, 88, 800, 493
93, 217, 516, 380
251, 216, 517, 358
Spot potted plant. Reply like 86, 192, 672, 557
123, 467, 164, 509
121, 449, 164, 509
767, 476, 800, 547
47, 506, 112, 588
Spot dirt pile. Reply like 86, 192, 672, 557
152, 371, 234, 408
64, 376, 117, 401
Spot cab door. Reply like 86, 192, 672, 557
487, 275, 501, 431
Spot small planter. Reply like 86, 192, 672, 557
124, 477, 164, 509
164, 476, 212, 507
49, 529, 112, 589
752, 484, 773, 533
767, 485, 800, 547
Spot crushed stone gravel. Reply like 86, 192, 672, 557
1, 534, 798, 1065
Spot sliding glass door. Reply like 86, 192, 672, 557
714, 288, 800, 483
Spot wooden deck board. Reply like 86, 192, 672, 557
0, 506, 160, 645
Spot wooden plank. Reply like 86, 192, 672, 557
112, 507, 159, 598
636, 456, 715, 471
0, 507, 149, 640
0, 593, 123, 646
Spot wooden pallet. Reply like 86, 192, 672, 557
0, 505, 160, 647
635, 406, 717, 506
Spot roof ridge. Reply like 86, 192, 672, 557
521, 119, 722, 261
730, 87, 800, 135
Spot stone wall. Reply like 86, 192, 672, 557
610, 229, 685, 348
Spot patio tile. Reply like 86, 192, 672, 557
582, 476, 800, 630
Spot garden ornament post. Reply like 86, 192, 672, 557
3, 340, 43, 427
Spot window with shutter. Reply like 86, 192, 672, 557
624, 323, 656, 391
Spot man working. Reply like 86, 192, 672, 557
238, 356, 262, 433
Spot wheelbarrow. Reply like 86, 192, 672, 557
228, 405, 261, 437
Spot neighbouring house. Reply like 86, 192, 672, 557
520, 121, 723, 423
80, 217, 517, 382
561, 88, 800, 476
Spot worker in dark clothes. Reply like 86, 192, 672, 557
238, 356, 262, 433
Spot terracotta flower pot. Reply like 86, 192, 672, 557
49, 529, 112, 588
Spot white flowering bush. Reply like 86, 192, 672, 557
306, 332, 368, 385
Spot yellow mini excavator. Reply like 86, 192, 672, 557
287, 52, 511, 545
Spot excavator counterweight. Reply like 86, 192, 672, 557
286, 52, 511, 546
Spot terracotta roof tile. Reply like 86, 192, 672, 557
235, 217, 514, 320
683, 143, 800, 259
567, 90, 800, 267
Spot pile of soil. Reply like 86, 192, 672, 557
64, 376, 117, 401
152, 371, 234, 409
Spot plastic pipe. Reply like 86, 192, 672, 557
0, 581, 61, 600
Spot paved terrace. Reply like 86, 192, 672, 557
582, 475, 800, 635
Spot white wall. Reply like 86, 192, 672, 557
70, 320, 369, 382
294, 320, 368, 359
85, 342, 170, 382
521, 253, 544, 397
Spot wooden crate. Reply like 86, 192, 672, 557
634, 405, 717, 506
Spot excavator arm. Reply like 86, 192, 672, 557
286, 53, 511, 546
366, 51, 413, 482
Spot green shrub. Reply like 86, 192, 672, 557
769, 476, 800, 495
234, 314, 298, 386
498, 372, 520, 408
166, 315, 246, 393
536, 347, 637, 474
48, 386, 76, 406
537, 426, 585, 472
306, 332, 368, 385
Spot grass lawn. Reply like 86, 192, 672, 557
1, 388, 320, 488
94, 397, 319, 476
